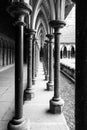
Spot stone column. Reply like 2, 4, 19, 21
10, 47, 12, 64
0, 41, 2, 66
32, 36, 36, 85
7, 2, 32, 130
37, 44, 39, 73
2, 42, 5, 66
4, 42, 7, 66
12, 48, 14, 63
8, 47, 10, 64
49, 20, 65, 114
13, 48, 15, 63
46, 34, 54, 90
6, 44, 9, 65
43, 43, 47, 77
45, 40, 49, 80
11, 47, 12, 64
1, 40, 3, 66
35, 42, 38, 77
24, 28, 35, 101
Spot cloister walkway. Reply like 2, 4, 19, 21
0, 62, 75, 130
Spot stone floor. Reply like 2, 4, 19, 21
0, 62, 74, 130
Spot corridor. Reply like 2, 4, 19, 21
0, 62, 74, 130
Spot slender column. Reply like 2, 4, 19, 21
7, 2, 32, 130
32, 37, 36, 85
46, 34, 54, 90
11, 47, 12, 64
37, 44, 39, 73
35, 42, 38, 77
35, 43, 37, 77
12, 48, 14, 63
8, 47, 10, 64
5, 47, 7, 65
10, 47, 12, 64
2, 42, 5, 66
0, 41, 2, 66
49, 20, 65, 114
6, 44, 9, 65
45, 40, 49, 80
1, 41, 3, 66
11, 48, 13, 64
13, 49, 15, 63
43, 44, 46, 76
4, 43, 7, 66
68, 50, 70, 59
24, 28, 35, 101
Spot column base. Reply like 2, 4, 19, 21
50, 97, 64, 114
47, 82, 54, 91
24, 89, 34, 101
32, 79, 36, 85
7, 117, 30, 130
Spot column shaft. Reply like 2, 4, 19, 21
24, 29, 35, 100
46, 34, 54, 90
1, 42, 3, 66
35, 44, 38, 77
10, 47, 11, 64
0, 46, 2, 66
35, 43, 37, 77
3, 44, 5, 66
15, 22, 24, 119
54, 28, 60, 99
32, 40, 36, 85
47, 43, 49, 79
27, 34, 32, 89
50, 43, 53, 82
44, 42, 49, 80
7, 45, 9, 65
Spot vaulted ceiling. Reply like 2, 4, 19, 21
31, 0, 74, 47
0, 0, 75, 45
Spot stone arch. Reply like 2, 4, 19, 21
32, 0, 55, 29
62, 45, 67, 58
36, 18, 48, 36
34, 6, 49, 32
71, 45, 75, 58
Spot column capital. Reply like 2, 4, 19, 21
49, 20, 66, 29
7, 2, 32, 26
25, 28, 36, 37
7, 2, 32, 17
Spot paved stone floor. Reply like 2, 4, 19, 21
0, 62, 74, 130
0, 64, 27, 130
